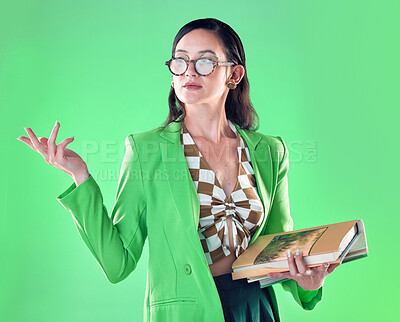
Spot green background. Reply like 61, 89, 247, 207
2, 0, 399, 321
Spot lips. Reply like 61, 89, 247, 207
183, 82, 202, 88
184, 85, 202, 91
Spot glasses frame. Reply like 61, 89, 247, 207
165, 56, 235, 76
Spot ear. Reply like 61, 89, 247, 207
230, 65, 245, 84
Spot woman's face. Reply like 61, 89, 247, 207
172, 28, 234, 107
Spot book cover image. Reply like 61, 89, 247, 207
254, 227, 328, 265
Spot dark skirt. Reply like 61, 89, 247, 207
213, 273, 275, 322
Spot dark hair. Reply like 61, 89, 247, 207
162, 18, 260, 131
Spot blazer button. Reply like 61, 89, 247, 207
184, 264, 192, 275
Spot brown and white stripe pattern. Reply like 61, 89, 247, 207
180, 120, 265, 265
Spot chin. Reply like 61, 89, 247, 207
177, 93, 204, 105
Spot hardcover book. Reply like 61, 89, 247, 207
231, 219, 368, 287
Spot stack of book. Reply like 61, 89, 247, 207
231, 219, 368, 288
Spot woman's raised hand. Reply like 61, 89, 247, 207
17, 121, 90, 186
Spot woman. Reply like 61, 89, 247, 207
18, 18, 339, 322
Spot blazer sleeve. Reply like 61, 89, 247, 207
263, 136, 322, 310
56, 134, 147, 284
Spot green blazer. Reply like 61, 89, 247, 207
57, 114, 322, 321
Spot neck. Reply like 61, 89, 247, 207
183, 103, 236, 144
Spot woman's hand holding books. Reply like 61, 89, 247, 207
267, 249, 340, 291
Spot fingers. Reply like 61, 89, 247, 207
17, 136, 36, 150
287, 250, 299, 276
55, 136, 75, 161
266, 250, 305, 281
288, 249, 308, 276
315, 262, 340, 274
19, 123, 76, 169
294, 249, 307, 274
48, 121, 60, 162
316, 262, 329, 273
267, 271, 291, 279
25, 127, 48, 159
38, 137, 48, 147
327, 263, 340, 274
269, 252, 340, 289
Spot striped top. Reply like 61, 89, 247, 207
180, 120, 265, 265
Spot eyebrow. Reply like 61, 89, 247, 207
175, 49, 217, 55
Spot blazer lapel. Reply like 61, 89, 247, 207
159, 114, 200, 232
234, 124, 274, 246
159, 115, 274, 250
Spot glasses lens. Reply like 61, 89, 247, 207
170, 58, 187, 75
196, 59, 213, 75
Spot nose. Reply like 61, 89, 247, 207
185, 60, 198, 77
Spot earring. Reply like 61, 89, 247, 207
171, 81, 174, 88
227, 81, 237, 89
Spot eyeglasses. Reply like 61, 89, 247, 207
165, 56, 235, 76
